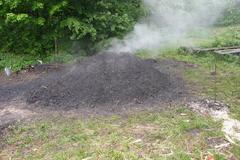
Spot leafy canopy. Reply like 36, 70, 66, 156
0, 0, 143, 55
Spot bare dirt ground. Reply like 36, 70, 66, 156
0, 54, 197, 148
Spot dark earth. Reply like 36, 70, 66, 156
26, 52, 185, 108
0, 53, 186, 109
0, 52, 191, 148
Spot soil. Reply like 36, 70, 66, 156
0, 56, 188, 105
0, 53, 194, 149
0, 53, 190, 116
0, 53, 186, 107
0, 53, 189, 129
24, 53, 185, 108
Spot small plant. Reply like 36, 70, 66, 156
212, 27, 240, 47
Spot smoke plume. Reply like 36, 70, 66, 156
108, 0, 228, 53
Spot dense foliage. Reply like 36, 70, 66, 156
0, 0, 239, 71
0, 0, 143, 55
217, 0, 240, 26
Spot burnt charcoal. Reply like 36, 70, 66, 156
26, 53, 181, 108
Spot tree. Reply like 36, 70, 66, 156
0, 0, 143, 55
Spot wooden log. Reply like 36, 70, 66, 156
193, 46, 240, 52
215, 48, 240, 56
180, 46, 240, 56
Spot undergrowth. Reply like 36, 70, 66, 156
2, 107, 234, 160
188, 26, 240, 48
158, 49, 240, 120
0, 52, 75, 71
137, 25, 240, 120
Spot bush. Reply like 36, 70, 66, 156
212, 27, 240, 47
0, 0, 144, 56
217, 0, 240, 26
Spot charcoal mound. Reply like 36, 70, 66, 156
26, 53, 180, 108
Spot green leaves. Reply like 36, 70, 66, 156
217, 0, 240, 26
5, 0, 22, 9
35, 17, 46, 26
60, 18, 96, 40
5, 13, 29, 23
0, 0, 144, 55
49, 1, 68, 16
32, 2, 44, 11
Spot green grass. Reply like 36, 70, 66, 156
2, 107, 234, 160
232, 145, 240, 159
137, 47, 240, 120
0, 53, 38, 71
187, 25, 240, 48
0, 52, 76, 72
210, 26, 240, 47
1, 25, 240, 160
136, 25, 240, 120
158, 49, 240, 120
1, 25, 240, 72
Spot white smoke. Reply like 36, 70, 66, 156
108, 0, 228, 53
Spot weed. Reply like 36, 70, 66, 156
2, 108, 231, 159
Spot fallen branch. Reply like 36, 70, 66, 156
180, 46, 240, 56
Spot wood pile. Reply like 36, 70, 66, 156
179, 46, 240, 56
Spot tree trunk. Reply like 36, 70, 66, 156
54, 37, 58, 54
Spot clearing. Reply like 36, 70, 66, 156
0, 26, 240, 160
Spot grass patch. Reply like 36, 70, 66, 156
187, 26, 240, 48
0, 52, 77, 72
1, 107, 232, 160
231, 145, 240, 159
157, 49, 240, 120
136, 26, 240, 120
1, 25, 239, 160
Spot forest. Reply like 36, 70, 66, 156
0, 0, 143, 61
